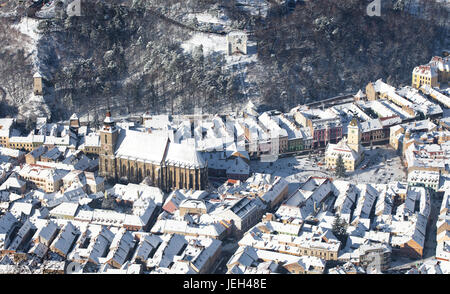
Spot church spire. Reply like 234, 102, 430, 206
103, 110, 115, 126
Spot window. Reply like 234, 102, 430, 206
189, 174, 193, 189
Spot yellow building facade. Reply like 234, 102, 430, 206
325, 118, 364, 172
412, 56, 449, 89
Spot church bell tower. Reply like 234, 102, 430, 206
100, 111, 118, 155
99, 111, 119, 180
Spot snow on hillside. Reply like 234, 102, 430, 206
181, 33, 228, 56
236, 0, 270, 17
35, 1, 57, 19
18, 93, 51, 118
12, 17, 41, 51
224, 41, 258, 66
12, 17, 41, 70
187, 12, 231, 26
11, 17, 51, 118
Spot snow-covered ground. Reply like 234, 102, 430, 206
186, 12, 231, 26
250, 154, 333, 194
249, 145, 407, 195
224, 40, 258, 66
389, 255, 424, 270
349, 146, 407, 185
0, 10, 15, 18
12, 17, 41, 56
180, 30, 257, 63
11, 17, 52, 118
18, 93, 51, 118
181, 33, 228, 56
181, 7, 260, 113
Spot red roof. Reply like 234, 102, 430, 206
227, 179, 239, 184
162, 201, 178, 214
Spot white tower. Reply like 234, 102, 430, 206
227, 31, 248, 56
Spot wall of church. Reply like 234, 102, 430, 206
98, 116, 207, 192
99, 152, 208, 192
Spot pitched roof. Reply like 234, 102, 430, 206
115, 129, 168, 164
50, 202, 79, 217
165, 142, 206, 168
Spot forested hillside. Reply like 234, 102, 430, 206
255, 0, 449, 107
0, 0, 448, 122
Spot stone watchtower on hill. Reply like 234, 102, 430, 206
227, 31, 248, 56
33, 72, 43, 96
69, 113, 80, 130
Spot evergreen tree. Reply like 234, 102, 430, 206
332, 214, 348, 245
335, 154, 346, 178
25, 117, 35, 132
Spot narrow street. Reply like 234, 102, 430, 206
423, 196, 440, 258
213, 240, 239, 274
387, 194, 442, 272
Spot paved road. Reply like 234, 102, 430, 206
388, 255, 436, 272
423, 197, 441, 258
213, 240, 239, 274
387, 195, 442, 272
